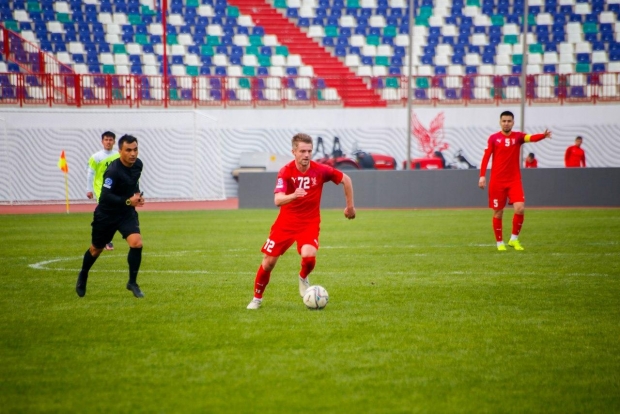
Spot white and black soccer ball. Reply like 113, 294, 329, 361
303, 285, 329, 310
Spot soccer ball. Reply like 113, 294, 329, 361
303, 285, 329, 310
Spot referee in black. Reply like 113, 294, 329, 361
76, 134, 146, 298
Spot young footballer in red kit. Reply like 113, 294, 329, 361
478, 111, 552, 251
247, 133, 356, 309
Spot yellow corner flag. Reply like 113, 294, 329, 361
57, 150, 69, 173
58, 150, 70, 213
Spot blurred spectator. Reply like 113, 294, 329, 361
565, 136, 586, 168
524, 152, 538, 168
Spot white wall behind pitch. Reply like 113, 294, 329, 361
1, 105, 619, 201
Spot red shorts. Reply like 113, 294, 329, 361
488, 181, 524, 210
261, 223, 320, 256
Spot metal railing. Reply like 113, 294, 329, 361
1, 73, 619, 108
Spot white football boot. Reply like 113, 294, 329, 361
246, 298, 262, 310
299, 276, 310, 297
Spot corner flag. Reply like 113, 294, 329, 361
58, 150, 69, 173
57, 150, 70, 213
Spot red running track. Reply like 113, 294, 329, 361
0, 198, 239, 215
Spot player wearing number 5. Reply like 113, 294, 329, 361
478, 111, 552, 251
247, 133, 356, 309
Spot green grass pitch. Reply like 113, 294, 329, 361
0, 208, 619, 413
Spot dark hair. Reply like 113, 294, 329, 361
528, 153, 535, 158
575, 136, 583, 141
101, 131, 116, 140
118, 134, 138, 149
500, 111, 514, 119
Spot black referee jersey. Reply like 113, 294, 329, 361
97, 158, 143, 215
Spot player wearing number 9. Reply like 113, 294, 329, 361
246, 133, 356, 310
478, 111, 552, 252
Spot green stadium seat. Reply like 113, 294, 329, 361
249, 35, 263, 46
367, 35, 380, 46
491, 15, 504, 26
504, 35, 518, 45
275, 45, 289, 56
4, 21, 19, 32
227, 6, 239, 17
103, 65, 116, 74
383, 26, 397, 37
386, 77, 400, 88
325, 26, 338, 37
416, 77, 429, 89
376, 56, 390, 66
576, 63, 590, 73
529, 44, 543, 54
258, 55, 271, 66
113, 44, 127, 54
415, 17, 429, 26
26, 1, 41, 12
128, 14, 142, 25
57, 13, 71, 23
136, 34, 149, 45
141, 5, 156, 15
583, 23, 598, 34
207, 36, 220, 46
166, 34, 178, 45
187, 66, 199, 76
245, 46, 259, 56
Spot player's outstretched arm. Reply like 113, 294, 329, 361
526, 130, 552, 142
274, 189, 306, 207
341, 174, 356, 219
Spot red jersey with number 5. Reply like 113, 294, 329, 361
273, 160, 343, 229
480, 131, 527, 184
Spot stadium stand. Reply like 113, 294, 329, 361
0, 0, 619, 107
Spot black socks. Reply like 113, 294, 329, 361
127, 247, 142, 284
80, 249, 98, 280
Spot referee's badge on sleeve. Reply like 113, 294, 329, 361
103, 178, 113, 189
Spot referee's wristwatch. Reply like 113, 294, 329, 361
125, 198, 132, 206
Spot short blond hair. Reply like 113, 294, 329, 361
292, 133, 313, 149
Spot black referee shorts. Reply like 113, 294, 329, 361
91, 209, 141, 249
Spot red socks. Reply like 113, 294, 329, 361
300, 257, 316, 279
492, 217, 503, 242
512, 213, 524, 237
253, 265, 271, 299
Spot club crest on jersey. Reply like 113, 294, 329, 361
311, 177, 317, 186
103, 178, 113, 189
276, 178, 284, 189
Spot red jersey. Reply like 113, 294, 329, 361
524, 158, 538, 168
565, 145, 586, 167
273, 160, 343, 229
479, 131, 528, 184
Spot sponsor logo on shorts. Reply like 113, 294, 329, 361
103, 178, 113, 189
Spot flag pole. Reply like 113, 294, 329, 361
58, 150, 70, 213
64, 172, 70, 213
